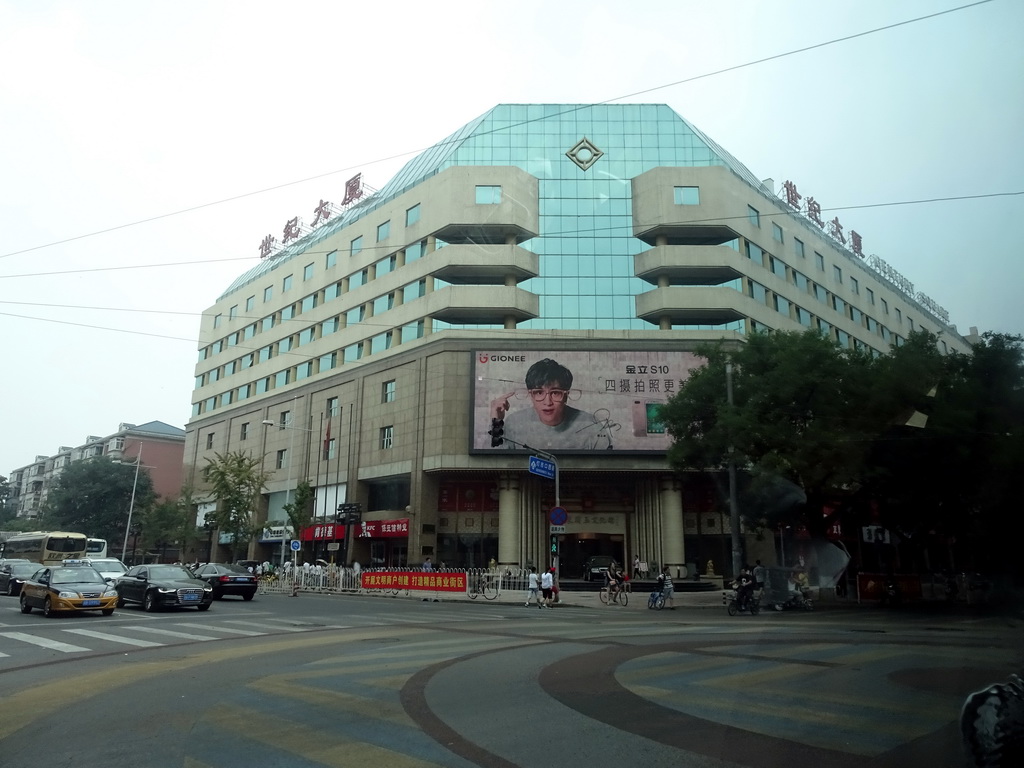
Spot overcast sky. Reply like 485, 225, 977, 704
2, 0, 1021, 477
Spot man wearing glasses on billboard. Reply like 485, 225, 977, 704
489, 358, 609, 450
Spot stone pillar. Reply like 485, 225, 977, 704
497, 472, 521, 568
659, 477, 685, 577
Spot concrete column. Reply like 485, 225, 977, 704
497, 472, 521, 568
659, 477, 685, 576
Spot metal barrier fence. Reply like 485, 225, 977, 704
255, 566, 536, 598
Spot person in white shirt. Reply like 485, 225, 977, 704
525, 566, 540, 606
540, 567, 555, 608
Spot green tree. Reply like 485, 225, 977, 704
283, 480, 315, 555
42, 457, 156, 545
0, 475, 13, 526
660, 330, 944, 537
202, 451, 270, 562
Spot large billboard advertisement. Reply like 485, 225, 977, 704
471, 350, 705, 454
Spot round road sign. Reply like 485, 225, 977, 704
549, 506, 568, 525
290, 539, 301, 551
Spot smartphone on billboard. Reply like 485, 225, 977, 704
632, 401, 666, 436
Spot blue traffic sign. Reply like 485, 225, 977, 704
529, 455, 556, 479
290, 539, 301, 552
549, 506, 568, 525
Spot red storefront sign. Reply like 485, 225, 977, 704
300, 518, 409, 541
361, 571, 467, 592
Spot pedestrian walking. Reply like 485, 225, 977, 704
540, 567, 554, 608
422, 557, 433, 571
633, 554, 641, 579
752, 559, 766, 598
525, 566, 540, 606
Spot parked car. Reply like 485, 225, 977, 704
193, 563, 258, 600
82, 557, 129, 582
0, 561, 41, 596
581, 555, 616, 581
20, 565, 118, 617
115, 564, 213, 612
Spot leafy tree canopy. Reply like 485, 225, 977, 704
41, 457, 155, 544
202, 451, 270, 561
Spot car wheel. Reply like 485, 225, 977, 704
101, 608, 114, 616
143, 591, 158, 612
116, 595, 126, 608
43, 597, 55, 617
20, 594, 32, 614
243, 592, 254, 601
197, 603, 211, 611
7, 582, 16, 596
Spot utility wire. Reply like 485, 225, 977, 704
0, 0, 994, 262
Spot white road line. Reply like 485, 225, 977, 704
121, 626, 221, 641
0, 631, 89, 653
173, 623, 266, 636
219, 620, 308, 632
63, 629, 164, 648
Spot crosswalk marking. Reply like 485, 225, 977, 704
173, 622, 266, 636
0, 631, 89, 653
63, 628, 164, 648
221, 620, 308, 632
121, 626, 221, 641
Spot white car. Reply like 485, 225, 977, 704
83, 557, 129, 582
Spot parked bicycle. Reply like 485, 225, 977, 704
467, 573, 499, 600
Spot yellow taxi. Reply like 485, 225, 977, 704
19, 561, 119, 617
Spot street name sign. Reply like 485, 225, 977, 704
529, 455, 556, 479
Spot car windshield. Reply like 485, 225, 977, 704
88, 560, 127, 573
12, 564, 39, 577
52, 568, 104, 585
149, 566, 195, 581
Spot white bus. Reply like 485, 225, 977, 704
0, 531, 88, 565
86, 537, 108, 559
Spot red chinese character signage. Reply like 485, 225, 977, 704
360, 571, 468, 592
312, 199, 334, 227
300, 517, 409, 541
782, 180, 802, 209
342, 173, 364, 206
259, 234, 277, 259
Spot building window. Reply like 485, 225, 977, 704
240, 422, 249, 440
275, 370, 290, 388
319, 351, 337, 371
283, 274, 293, 292
301, 294, 317, 313
229, 305, 238, 320
281, 305, 294, 321
793, 271, 809, 292
326, 250, 337, 269
382, 380, 396, 403
850, 276, 859, 295
881, 298, 889, 315
304, 263, 314, 281
815, 252, 825, 271
351, 235, 363, 256
673, 186, 700, 205
832, 296, 847, 316
264, 286, 273, 302
796, 307, 813, 327
370, 331, 393, 354
833, 265, 842, 284
747, 205, 760, 227
213, 313, 222, 329
774, 294, 791, 317
372, 293, 394, 315
770, 256, 786, 279
296, 361, 313, 380
323, 438, 336, 462
772, 222, 783, 243
349, 269, 366, 289
404, 279, 426, 302
376, 254, 397, 277
245, 295, 255, 312
895, 308, 902, 323
749, 281, 768, 305
276, 449, 287, 470
837, 330, 851, 348
745, 242, 764, 267
377, 220, 390, 242
380, 426, 394, 450
206, 433, 215, 449
326, 397, 339, 417
851, 307, 863, 325
406, 240, 425, 262
475, 185, 502, 204
794, 238, 805, 259
406, 203, 421, 226
818, 319, 833, 339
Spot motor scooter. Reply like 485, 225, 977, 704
772, 587, 814, 611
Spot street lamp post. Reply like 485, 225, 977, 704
121, 449, 144, 564
263, 403, 315, 569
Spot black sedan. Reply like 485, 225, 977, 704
0, 561, 41, 596
115, 564, 213, 612
192, 563, 258, 600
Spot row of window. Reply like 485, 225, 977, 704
201, 241, 433, 364
214, 185, 505, 329
202, 392, 396, 457
193, 323, 423, 416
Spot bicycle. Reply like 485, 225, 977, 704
599, 584, 629, 606
647, 590, 665, 610
466, 575, 499, 600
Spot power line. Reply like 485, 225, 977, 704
1, 189, 1019, 282
0, 0, 994, 262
